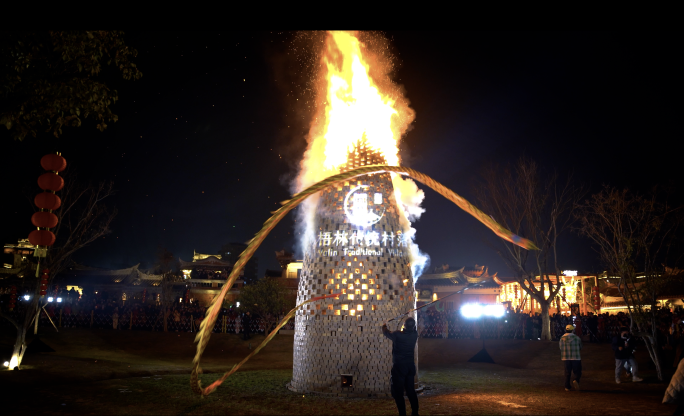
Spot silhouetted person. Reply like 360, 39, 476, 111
242, 312, 251, 340
383, 317, 419, 416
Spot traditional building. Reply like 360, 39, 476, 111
493, 271, 597, 315
179, 254, 243, 306
2, 239, 36, 278
415, 265, 501, 311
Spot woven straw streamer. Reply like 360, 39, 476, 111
190, 165, 538, 396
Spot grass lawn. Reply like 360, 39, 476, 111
1, 329, 680, 415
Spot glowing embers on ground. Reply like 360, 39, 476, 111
461, 303, 505, 319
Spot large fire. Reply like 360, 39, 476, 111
296, 31, 428, 277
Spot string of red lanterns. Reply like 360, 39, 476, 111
28, 153, 66, 293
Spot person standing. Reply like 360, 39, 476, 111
612, 326, 643, 383
382, 318, 419, 416
242, 312, 251, 340
559, 324, 583, 391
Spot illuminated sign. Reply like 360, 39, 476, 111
344, 185, 385, 226
563, 270, 578, 277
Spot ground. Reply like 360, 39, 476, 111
0, 328, 678, 415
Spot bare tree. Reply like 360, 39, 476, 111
0, 171, 115, 369
474, 157, 582, 341
576, 186, 683, 381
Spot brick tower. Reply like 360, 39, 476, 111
289, 140, 416, 397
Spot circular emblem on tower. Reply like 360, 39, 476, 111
343, 185, 385, 226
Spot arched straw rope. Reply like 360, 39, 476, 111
191, 165, 538, 396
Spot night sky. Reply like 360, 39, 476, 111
1, 31, 680, 277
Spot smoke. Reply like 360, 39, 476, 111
392, 175, 430, 281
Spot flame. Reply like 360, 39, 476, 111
295, 31, 428, 278
297, 31, 414, 190
322, 31, 399, 168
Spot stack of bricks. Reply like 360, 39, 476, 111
289, 141, 416, 397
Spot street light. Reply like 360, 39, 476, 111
47, 297, 54, 302
23, 295, 30, 301
56, 297, 62, 303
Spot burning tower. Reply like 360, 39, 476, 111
289, 140, 416, 396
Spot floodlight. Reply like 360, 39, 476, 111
3, 361, 8, 367
23, 295, 30, 301
484, 304, 504, 318
48, 297, 54, 302
461, 304, 483, 318
56, 297, 62, 303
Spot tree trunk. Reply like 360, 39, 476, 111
540, 301, 552, 341
642, 334, 663, 381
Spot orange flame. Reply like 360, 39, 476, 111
298, 31, 414, 190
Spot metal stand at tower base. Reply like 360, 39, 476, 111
468, 339, 495, 363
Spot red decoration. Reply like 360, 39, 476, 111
37, 172, 64, 191
31, 211, 58, 228
40, 154, 67, 172
28, 229, 56, 246
40, 269, 49, 296
9, 285, 17, 310
34, 192, 62, 210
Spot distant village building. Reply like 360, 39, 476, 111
415, 264, 501, 311
179, 252, 243, 306
2, 239, 36, 278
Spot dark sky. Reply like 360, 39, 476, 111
1, 31, 680, 278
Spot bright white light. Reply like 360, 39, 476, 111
461, 303, 505, 319
56, 297, 62, 303
23, 295, 30, 301
48, 297, 54, 302
484, 304, 505, 318
9, 355, 18, 369
461, 304, 483, 318
236, 302, 240, 307
3, 361, 8, 367
563, 270, 578, 277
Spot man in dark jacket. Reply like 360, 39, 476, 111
612, 326, 643, 383
383, 317, 419, 416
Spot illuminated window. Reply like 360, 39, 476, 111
361, 294, 368, 300
432, 293, 438, 301
348, 284, 354, 290
350, 309, 356, 316
369, 289, 375, 295
377, 294, 383, 301
335, 310, 341, 315
362, 284, 368, 290
342, 304, 349, 310
357, 304, 363, 311
336, 273, 341, 279
355, 289, 361, 295
328, 304, 333, 310
347, 262, 351, 267
348, 294, 355, 300
362, 274, 367, 279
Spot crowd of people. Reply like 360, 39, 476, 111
1, 289, 291, 337
417, 306, 682, 348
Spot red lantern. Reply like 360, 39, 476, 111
9, 286, 17, 311
37, 172, 64, 191
39, 269, 49, 296
31, 211, 58, 228
40, 154, 67, 172
28, 229, 56, 246
34, 192, 62, 210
